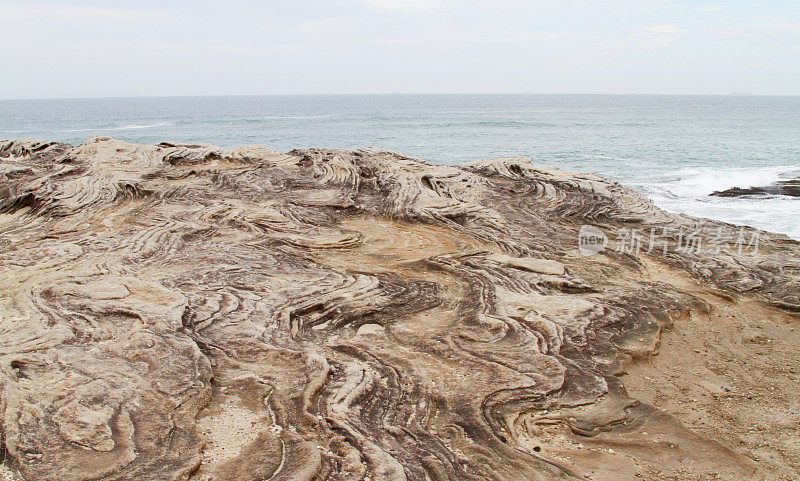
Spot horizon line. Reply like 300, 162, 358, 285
3, 92, 799, 101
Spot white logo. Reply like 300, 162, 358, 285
578, 225, 607, 257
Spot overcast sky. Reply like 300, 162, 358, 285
1, 0, 798, 98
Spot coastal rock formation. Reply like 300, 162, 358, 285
0, 137, 799, 481
710, 179, 800, 198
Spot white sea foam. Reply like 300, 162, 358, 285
635, 165, 800, 240
649, 194, 800, 240
644, 165, 797, 198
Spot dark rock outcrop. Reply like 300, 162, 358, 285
711, 179, 800, 197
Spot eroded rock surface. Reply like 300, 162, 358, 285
0, 137, 798, 480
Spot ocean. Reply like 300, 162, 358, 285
1, 94, 798, 239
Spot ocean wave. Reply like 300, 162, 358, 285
634, 165, 800, 239
260, 115, 331, 119
211, 115, 332, 124
392, 120, 559, 128
58, 122, 173, 133
642, 165, 799, 199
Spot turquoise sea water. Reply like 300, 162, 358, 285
1, 94, 798, 239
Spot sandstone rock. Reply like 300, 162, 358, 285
0, 138, 798, 480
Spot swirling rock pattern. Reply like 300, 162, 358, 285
0, 137, 798, 480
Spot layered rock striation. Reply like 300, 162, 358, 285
0, 137, 798, 480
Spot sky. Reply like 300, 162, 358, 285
1, 0, 799, 98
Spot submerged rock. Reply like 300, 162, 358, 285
0, 137, 798, 480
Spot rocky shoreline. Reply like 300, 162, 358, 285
0, 137, 798, 480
